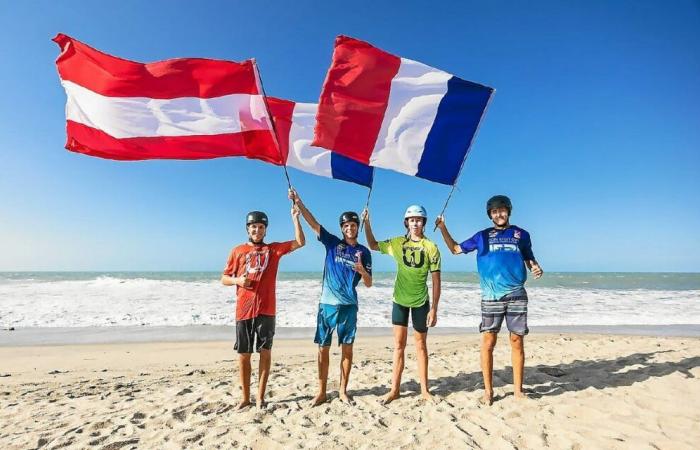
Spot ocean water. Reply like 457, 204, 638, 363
0, 272, 699, 329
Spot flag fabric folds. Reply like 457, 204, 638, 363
313, 36, 494, 185
268, 98, 373, 188
53, 34, 281, 163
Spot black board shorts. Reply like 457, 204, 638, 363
235, 315, 275, 354
392, 300, 430, 333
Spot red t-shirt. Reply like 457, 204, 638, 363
223, 241, 295, 320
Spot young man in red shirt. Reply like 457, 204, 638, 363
221, 207, 305, 409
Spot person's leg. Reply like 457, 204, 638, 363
510, 333, 526, 399
479, 300, 505, 405
411, 301, 433, 402
234, 319, 254, 409
480, 332, 498, 405
504, 289, 529, 400
337, 305, 357, 403
257, 349, 271, 408
255, 315, 275, 408
312, 346, 330, 406
238, 353, 252, 409
339, 344, 353, 403
312, 305, 334, 406
383, 325, 408, 404
414, 331, 434, 402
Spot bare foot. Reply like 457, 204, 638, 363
310, 393, 327, 407
381, 390, 400, 405
479, 391, 493, 406
514, 391, 529, 401
236, 399, 252, 410
339, 391, 354, 405
256, 398, 267, 409
421, 391, 437, 403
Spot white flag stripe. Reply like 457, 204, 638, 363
369, 58, 450, 175
62, 80, 271, 139
286, 103, 333, 178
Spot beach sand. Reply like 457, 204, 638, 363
1, 333, 698, 449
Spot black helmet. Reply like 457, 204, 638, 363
339, 211, 360, 226
246, 211, 268, 227
486, 195, 512, 217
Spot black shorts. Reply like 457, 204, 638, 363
235, 315, 275, 354
392, 300, 430, 333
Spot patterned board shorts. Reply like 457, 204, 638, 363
479, 289, 529, 336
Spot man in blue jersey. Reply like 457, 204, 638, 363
435, 195, 543, 405
289, 189, 372, 406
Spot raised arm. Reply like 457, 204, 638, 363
435, 216, 462, 255
288, 188, 321, 236
290, 204, 306, 251
361, 208, 379, 251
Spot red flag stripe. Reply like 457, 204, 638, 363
65, 121, 283, 163
53, 34, 259, 99
312, 35, 401, 164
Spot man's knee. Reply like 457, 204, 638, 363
413, 332, 428, 352
509, 333, 524, 349
481, 332, 497, 351
395, 338, 407, 351
341, 344, 353, 358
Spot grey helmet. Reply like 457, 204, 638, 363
486, 195, 512, 217
339, 211, 360, 226
246, 211, 268, 227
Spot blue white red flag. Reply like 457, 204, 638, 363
313, 36, 494, 185
268, 98, 373, 188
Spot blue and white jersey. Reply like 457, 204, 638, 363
319, 226, 372, 306
460, 225, 535, 300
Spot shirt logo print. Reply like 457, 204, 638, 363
402, 246, 425, 268
245, 249, 270, 274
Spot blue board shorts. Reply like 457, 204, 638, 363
480, 289, 529, 336
314, 304, 358, 347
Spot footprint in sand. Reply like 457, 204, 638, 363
171, 409, 187, 422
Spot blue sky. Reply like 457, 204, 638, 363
1, 1, 699, 272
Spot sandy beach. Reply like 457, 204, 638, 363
1, 332, 698, 449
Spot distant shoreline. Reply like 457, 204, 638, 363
2, 324, 699, 347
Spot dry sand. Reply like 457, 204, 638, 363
1, 333, 698, 449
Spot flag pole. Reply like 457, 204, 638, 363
252, 59, 293, 190
359, 183, 373, 232
433, 89, 496, 231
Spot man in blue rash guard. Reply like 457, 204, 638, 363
288, 189, 372, 406
435, 195, 543, 405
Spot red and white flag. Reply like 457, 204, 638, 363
53, 34, 281, 163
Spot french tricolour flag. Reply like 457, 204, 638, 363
313, 36, 494, 185
53, 34, 281, 163
268, 98, 373, 188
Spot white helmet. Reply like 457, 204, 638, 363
404, 205, 427, 219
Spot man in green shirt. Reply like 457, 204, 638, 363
362, 205, 441, 404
